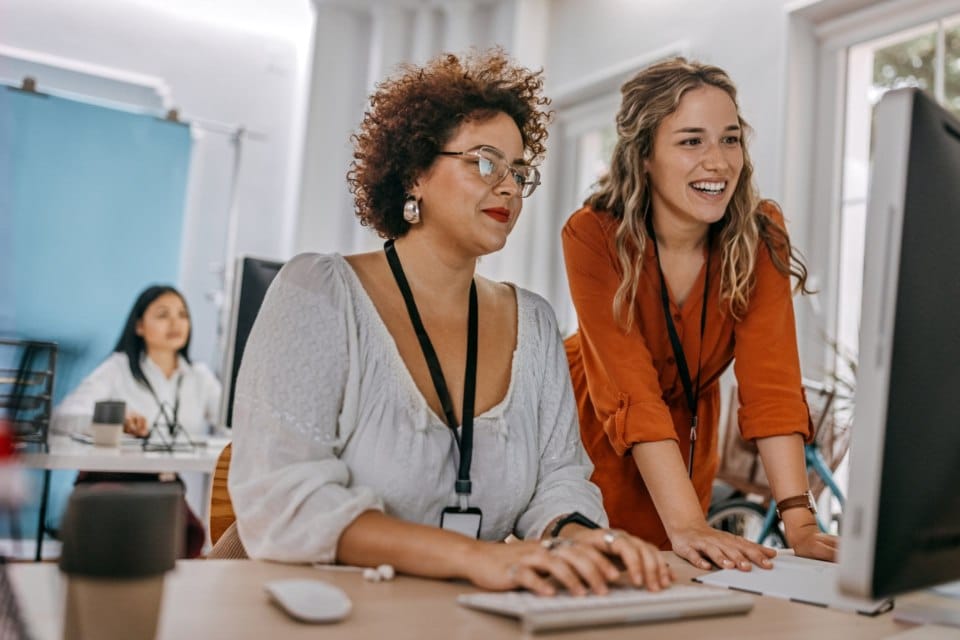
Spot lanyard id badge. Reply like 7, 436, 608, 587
439, 506, 483, 538
385, 240, 483, 538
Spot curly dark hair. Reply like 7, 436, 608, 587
348, 48, 551, 239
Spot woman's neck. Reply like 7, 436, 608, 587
146, 349, 178, 379
391, 233, 478, 305
650, 213, 710, 254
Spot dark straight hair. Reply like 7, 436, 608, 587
113, 285, 192, 389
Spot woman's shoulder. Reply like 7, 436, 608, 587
96, 352, 131, 375
752, 199, 795, 261
511, 285, 561, 336
756, 199, 787, 227
563, 204, 618, 236
267, 253, 358, 305
188, 359, 219, 382
275, 253, 348, 287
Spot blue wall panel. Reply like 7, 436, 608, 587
2, 88, 191, 399
0, 87, 192, 541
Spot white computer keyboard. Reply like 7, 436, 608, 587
458, 584, 754, 632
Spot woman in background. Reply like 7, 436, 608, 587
563, 57, 837, 571
53, 285, 221, 558
54, 285, 221, 440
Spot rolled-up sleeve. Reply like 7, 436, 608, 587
733, 205, 813, 442
562, 209, 676, 456
229, 254, 383, 564
514, 297, 608, 539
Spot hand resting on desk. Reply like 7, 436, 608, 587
123, 411, 149, 438
468, 527, 674, 597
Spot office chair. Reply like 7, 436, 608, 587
206, 443, 247, 559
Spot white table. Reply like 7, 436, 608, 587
19, 435, 228, 474
17, 435, 229, 559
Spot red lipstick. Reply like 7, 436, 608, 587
482, 207, 510, 223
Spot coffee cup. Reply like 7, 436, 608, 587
90, 400, 125, 447
59, 483, 182, 640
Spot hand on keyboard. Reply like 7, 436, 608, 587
462, 530, 673, 598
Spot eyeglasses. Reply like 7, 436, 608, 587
437, 145, 541, 198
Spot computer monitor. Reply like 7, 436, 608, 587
218, 256, 284, 428
838, 88, 960, 604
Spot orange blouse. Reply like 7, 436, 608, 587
563, 202, 812, 548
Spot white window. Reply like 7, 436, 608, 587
837, 14, 960, 371
785, 0, 960, 382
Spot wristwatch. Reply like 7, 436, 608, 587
550, 511, 601, 538
775, 490, 817, 520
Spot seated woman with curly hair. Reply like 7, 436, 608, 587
228, 49, 672, 595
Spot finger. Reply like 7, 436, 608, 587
515, 564, 555, 596
538, 552, 588, 596
554, 545, 613, 595
697, 541, 739, 571
576, 539, 621, 581
819, 534, 840, 550
123, 419, 140, 437
609, 535, 644, 586
662, 559, 675, 586
720, 543, 755, 571
677, 544, 714, 571
736, 539, 775, 568
813, 537, 838, 559
635, 542, 668, 591
125, 416, 142, 436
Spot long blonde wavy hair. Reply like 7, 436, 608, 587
586, 57, 810, 330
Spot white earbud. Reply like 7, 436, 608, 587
362, 564, 395, 582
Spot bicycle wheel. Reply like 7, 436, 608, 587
707, 499, 787, 548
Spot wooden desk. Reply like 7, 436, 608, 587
17, 435, 229, 559
8, 555, 917, 639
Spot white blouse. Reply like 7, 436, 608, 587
52, 352, 222, 437
229, 253, 606, 563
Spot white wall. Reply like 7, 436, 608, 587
546, 0, 794, 204
0, 0, 315, 370
296, 0, 518, 258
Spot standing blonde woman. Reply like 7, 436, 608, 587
563, 57, 837, 571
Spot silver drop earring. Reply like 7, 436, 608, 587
402, 196, 421, 224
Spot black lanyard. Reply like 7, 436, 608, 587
144, 373, 183, 436
650, 230, 711, 478
384, 240, 478, 506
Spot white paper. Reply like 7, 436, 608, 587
693, 553, 893, 615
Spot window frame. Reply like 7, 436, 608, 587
546, 42, 688, 334
784, 0, 960, 377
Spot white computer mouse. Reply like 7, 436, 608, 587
264, 578, 352, 623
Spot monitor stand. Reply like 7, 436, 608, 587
894, 581, 960, 628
